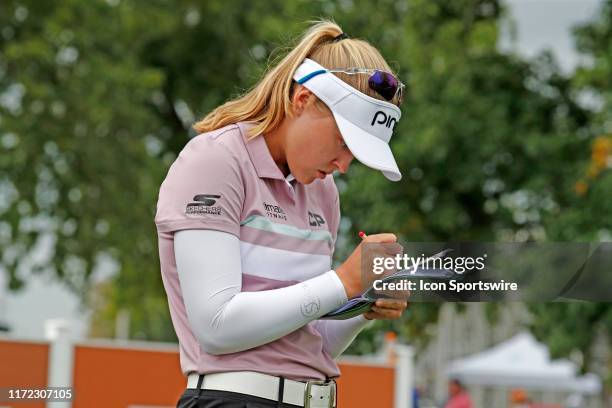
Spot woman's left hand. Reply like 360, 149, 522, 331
363, 298, 409, 320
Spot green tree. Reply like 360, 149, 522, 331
338, 0, 600, 353
528, 0, 612, 392
1, 0, 176, 338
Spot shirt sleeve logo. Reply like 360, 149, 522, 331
186, 194, 222, 216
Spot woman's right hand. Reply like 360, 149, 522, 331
335, 233, 399, 299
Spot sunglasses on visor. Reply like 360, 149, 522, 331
296, 67, 405, 106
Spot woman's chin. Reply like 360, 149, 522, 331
292, 169, 324, 185
301, 175, 316, 185
295, 174, 315, 185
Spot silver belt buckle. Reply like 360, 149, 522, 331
304, 379, 336, 408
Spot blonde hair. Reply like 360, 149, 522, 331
193, 19, 400, 139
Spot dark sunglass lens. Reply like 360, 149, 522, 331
368, 71, 398, 101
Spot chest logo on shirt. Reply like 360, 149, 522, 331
186, 194, 222, 216
308, 211, 325, 227
263, 202, 287, 221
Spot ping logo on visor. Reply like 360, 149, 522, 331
371, 111, 398, 130
293, 58, 403, 181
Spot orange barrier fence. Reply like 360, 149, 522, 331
0, 336, 396, 408
72, 341, 184, 407
336, 362, 395, 408
0, 338, 49, 408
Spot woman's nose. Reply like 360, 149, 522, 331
333, 150, 354, 174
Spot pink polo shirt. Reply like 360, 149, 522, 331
155, 121, 342, 380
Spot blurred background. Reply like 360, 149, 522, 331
0, 0, 611, 407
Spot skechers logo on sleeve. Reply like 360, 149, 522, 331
186, 194, 222, 216
371, 111, 397, 130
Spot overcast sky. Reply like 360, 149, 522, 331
0, 0, 605, 341
501, 0, 602, 73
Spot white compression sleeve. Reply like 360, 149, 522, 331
312, 316, 373, 359
174, 229, 349, 355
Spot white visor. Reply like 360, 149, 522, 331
293, 58, 402, 181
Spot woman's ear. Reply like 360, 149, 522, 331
291, 85, 314, 116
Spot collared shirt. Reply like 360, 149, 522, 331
155, 122, 342, 380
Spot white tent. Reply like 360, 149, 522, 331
446, 331, 601, 394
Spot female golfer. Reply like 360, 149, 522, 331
155, 20, 408, 408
